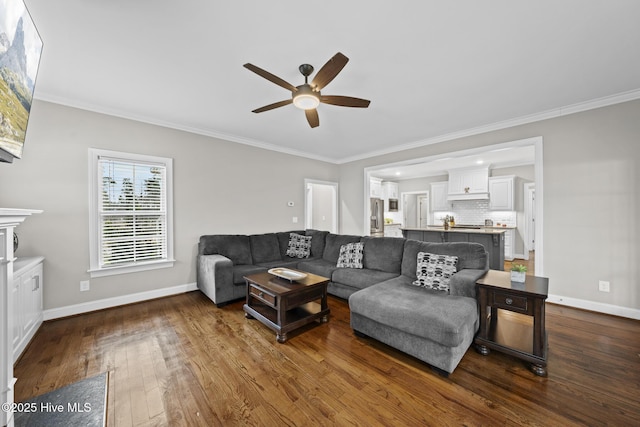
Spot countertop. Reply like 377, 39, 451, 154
402, 226, 511, 235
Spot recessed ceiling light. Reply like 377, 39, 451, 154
476, 160, 484, 164
395, 172, 401, 176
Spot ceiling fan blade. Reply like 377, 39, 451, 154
305, 109, 319, 128
321, 95, 370, 108
244, 63, 297, 92
252, 99, 292, 113
310, 52, 349, 90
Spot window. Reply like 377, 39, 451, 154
89, 148, 174, 277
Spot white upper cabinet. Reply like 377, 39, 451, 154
370, 177, 383, 198
382, 181, 399, 199
430, 181, 450, 211
447, 167, 489, 200
489, 176, 515, 210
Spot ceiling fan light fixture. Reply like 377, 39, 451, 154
293, 85, 320, 110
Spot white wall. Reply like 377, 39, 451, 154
338, 99, 640, 314
0, 101, 339, 311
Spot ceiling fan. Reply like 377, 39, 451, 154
243, 52, 370, 128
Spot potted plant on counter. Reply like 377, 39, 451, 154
510, 264, 527, 282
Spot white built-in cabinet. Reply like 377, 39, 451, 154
448, 167, 489, 197
382, 181, 398, 199
0, 208, 41, 427
370, 177, 383, 198
12, 256, 44, 363
489, 176, 515, 210
430, 181, 450, 211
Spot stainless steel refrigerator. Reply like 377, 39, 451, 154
370, 198, 385, 237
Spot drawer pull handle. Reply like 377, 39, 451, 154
258, 291, 264, 298
505, 298, 513, 305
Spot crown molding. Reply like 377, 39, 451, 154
35, 88, 640, 165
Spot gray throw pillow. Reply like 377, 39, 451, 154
413, 251, 458, 293
336, 242, 364, 268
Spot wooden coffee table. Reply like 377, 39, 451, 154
243, 270, 330, 343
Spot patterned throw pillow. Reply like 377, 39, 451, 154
336, 242, 364, 268
286, 233, 312, 258
412, 252, 458, 293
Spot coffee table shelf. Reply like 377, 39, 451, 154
243, 270, 330, 343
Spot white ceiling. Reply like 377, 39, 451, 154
25, 0, 640, 163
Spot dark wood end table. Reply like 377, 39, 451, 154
243, 270, 330, 343
475, 270, 549, 376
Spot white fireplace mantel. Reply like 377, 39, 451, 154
1, 208, 41, 427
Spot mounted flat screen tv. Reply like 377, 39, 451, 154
0, 0, 43, 163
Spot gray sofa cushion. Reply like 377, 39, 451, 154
332, 268, 399, 291
199, 235, 252, 265
250, 233, 281, 264
349, 278, 478, 347
402, 240, 487, 278
306, 229, 329, 258
361, 236, 406, 274
232, 264, 267, 285
296, 258, 338, 280
323, 234, 362, 263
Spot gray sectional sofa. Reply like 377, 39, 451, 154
197, 230, 489, 374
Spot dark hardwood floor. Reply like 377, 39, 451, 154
14, 290, 640, 426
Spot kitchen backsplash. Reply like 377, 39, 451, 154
435, 200, 516, 226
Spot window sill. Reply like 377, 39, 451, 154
88, 259, 175, 278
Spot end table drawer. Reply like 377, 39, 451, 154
492, 291, 527, 312
249, 285, 276, 307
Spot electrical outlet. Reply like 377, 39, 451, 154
292, 216, 298, 223
80, 280, 90, 292
598, 280, 610, 292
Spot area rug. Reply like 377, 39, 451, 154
14, 372, 107, 427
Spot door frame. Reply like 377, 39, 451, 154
417, 194, 430, 228
524, 182, 536, 259
304, 179, 339, 233
400, 191, 429, 229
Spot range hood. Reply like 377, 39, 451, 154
447, 192, 489, 201
446, 167, 490, 201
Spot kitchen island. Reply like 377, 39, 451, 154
402, 227, 507, 270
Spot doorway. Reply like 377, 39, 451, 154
305, 179, 338, 233
401, 191, 429, 228
417, 195, 429, 228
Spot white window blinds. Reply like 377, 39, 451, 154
97, 156, 168, 268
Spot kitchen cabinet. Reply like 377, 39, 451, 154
12, 256, 44, 363
430, 181, 450, 211
489, 176, 515, 210
382, 181, 398, 199
370, 177, 383, 198
448, 167, 489, 199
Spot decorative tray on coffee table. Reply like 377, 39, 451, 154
268, 268, 307, 282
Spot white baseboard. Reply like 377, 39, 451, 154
43, 282, 199, 320
547, 294, 640, 320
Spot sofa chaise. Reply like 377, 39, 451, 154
197, 230, 488, 373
